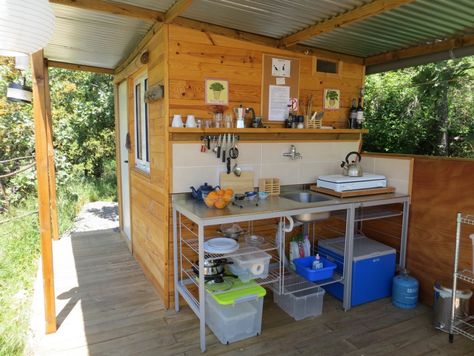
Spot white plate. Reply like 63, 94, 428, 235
204, 238, 239, 254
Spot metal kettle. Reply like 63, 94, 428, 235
341, 151, 363, 177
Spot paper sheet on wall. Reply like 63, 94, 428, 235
268, 85, 290, 121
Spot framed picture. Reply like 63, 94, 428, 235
205, 79, 229, 105
323, 89, 340, 110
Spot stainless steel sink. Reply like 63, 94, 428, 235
280, 191, 333, 222
280, 191, 333, 203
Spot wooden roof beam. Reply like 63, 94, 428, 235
164, 0, 193, 24
49, 0, 164, 22
279, 0, 416, 48
47, 60, 115, 74
365, 34, 474, 66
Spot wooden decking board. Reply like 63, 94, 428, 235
30, 228, 474, 356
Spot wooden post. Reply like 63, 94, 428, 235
31, 50, 57, 334
43, 62, 59, 240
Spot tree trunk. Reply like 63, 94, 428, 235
437, 83, 449, 156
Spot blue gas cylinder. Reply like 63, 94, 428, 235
392, 270, 419, 309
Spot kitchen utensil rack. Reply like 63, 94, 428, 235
259, 178, 280, 196
449, 213, 474, 343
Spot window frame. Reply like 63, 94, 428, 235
133, 73, 150, 173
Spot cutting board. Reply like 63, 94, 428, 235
310, 185, 395, 198
220, 171, 254, 194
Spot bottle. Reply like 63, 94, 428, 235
349, 98, 357, 128
356, 97, 364, 128
303, 235, 311, 257
312, 254, 324, 270
297, 115, 305, 129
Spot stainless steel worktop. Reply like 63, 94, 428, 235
172, 192, 409, 225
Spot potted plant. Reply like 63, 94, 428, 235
209, 82, 225, 100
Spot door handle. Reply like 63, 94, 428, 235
124, 160, 129, 163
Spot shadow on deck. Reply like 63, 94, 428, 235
28, 223, 474, 355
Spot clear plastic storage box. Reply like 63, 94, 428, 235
273, 275, 325, 320
228, 247, 272, 282
205, 280, 266, 344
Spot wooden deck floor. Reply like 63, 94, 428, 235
29, 228, 474, 356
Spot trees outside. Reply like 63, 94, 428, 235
363, 56, 474, 158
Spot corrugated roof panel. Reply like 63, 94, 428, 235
45, 4, 151, 68
303, 0, 474, 57
112, 0, 176, 12
181, 0, 371, 40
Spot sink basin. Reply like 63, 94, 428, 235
280, 191, 333, 203
280, 191, 333, 222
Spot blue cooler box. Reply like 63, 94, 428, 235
318, 235, 396, 307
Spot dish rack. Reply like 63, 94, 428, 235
449, 213, 474, 343
259, 178, 280, 196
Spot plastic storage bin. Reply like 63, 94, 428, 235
205, 280, 266, 344
274, 275, 325, 320
228, 247, 272, 281
293, 255, 337, 282
318, 235, 396, 307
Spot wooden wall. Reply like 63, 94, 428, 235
167, 24, 365, 128
124, 26, 171, 304
363, 155, 474, 307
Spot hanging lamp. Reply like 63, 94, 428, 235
0, 0, 55, 56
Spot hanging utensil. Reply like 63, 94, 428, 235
217, 134, 222, 158
229, 134, 239, 159
222, 133, 227, 163
226, 157, 231, 174
200, 136, 207, 153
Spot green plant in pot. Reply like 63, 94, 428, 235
326, 90, 339, 107
209, 82, 225, 100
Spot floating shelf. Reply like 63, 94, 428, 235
168, 127, 368, 142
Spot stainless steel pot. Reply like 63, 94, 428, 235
341, 151, 363, 177
217, 224, 246, 240
193, 258, 229, 278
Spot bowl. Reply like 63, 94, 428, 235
203, 189, 233, 209
258, 191, 269, 200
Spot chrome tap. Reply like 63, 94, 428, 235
283, 145, 302, 160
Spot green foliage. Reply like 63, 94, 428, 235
363, 56, 474, 158
325, 90, 339, 100
209, 82, 224, 91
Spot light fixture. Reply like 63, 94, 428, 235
7, 57, 32, 104
0, 0, 55, 57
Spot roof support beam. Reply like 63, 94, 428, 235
47, 60, 115, 74
49, 0, 164, 22
279, 0, 416, 48
31, 50, 57, 334
365, 34, 474, 66
164, 0, 193, 24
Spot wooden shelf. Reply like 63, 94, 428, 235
168, 128, 368, 142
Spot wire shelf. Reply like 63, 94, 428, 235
456, 270, 474, 285
461, 215, 474, 226
333, 206, 402, 222
182, 267, 281, 296
452, 316, 474, 341
182, 238, 279, 261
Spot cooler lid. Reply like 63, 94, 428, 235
318, 235, 395, 261
209, 279, 266, 305
317, 173, 386, 184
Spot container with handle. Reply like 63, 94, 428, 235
341, 151, 363, 177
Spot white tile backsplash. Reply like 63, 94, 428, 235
172, 141, 361, 193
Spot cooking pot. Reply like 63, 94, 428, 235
341, 151, 363, 177
217, 224, 246, 240
192, 258, 231, 278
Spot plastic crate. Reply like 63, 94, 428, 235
293, 256, 336, 282
274, 278, 325, 320
205, 281, 265, 344
229, 248, 271, 281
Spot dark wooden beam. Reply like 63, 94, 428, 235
47, 60, 114, 74
49, 0, 164, 22
31, 50, 57, 334
164, 0, 193, 24
365, 34, 474, 66
280, 0, 416, 48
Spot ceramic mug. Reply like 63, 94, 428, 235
186, 115, 197, 128
172, 114, 183, 128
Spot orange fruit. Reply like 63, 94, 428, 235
204, 197, 214, 207
223, 194, 232, 202
208, 191, 218, 200
217, 189, 225, 197
215, 199, 226, 209
225, 188, 234, 196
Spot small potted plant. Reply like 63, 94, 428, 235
209, 81, 225, 100
326, 90, 339, 107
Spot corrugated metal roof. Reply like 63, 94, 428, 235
181, 0, 372, 39
42, 0, 474, 70
45, 4, 152, 68
302, 0, 474, 57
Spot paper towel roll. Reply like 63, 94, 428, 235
250, 263, 264, 276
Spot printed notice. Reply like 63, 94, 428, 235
268, 85, 290, 121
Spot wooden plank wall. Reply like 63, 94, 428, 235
363, 155, 474, 308
167, 24, 365, 129
126, 26, 171, 305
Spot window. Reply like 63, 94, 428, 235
134, 73, 150, 173
316, 59, 338, 74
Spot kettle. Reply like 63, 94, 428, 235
341, 151, 363, 177
190, 183, 218, 201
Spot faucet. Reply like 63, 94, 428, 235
283, 145, 302, 160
